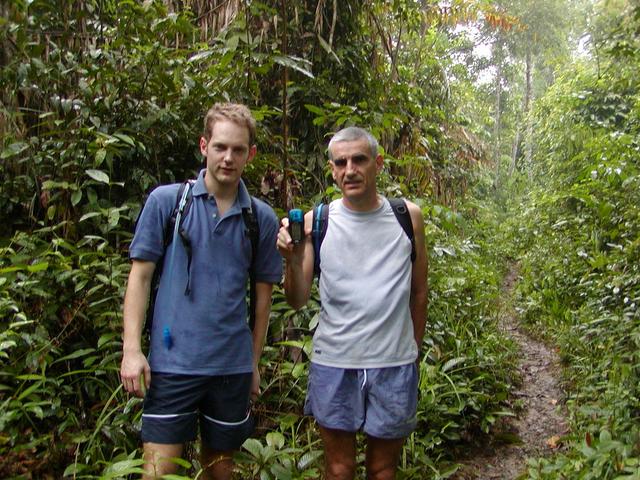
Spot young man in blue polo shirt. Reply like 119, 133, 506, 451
277, 127, 428, 479
120, 103, 282, 479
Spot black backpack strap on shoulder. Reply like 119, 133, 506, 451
145, 179, 194, 336
312, 203, 329, 277
389, 198, 416, 262
242, 197, 260, 331
169, 180, 195, 295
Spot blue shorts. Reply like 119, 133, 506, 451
141, 373, 254, 451
304, 363, 418, 439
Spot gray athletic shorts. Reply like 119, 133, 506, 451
304, 362, 418, 439
141, 373, 254, 451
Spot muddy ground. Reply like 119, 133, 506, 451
451, 267, 569, 480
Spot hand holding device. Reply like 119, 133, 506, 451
288, 209, 304, 244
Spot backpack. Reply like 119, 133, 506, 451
312, 198, 415, 277
144, 180, 260, 335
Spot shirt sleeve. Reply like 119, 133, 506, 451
128, 188, 171, 263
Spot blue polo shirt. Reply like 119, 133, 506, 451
129, 170, 282, 375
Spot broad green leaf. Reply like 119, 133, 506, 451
52, 348, 96, 364
17, 381, 44, 401
304, 104, 325, 115
1, 142, 28, 159
79, 211, 102, 222
317, 34, 341, 64
442, 357, 466, 373
86, 169, 110, 184
188, 50, 214, 63
270, 464, 292, 479
95, 148, 107, 166
71, 189, 82, 206
98, 333, 120, 348
0, 340, 17, 352
26, 262, 49, 273
242, 438, 264, 458
273, 55, 314, 79
266, 431, 285, 449
47, 205, 56, 220
107, 209, 120, 228
113, 133, 135, 146
225, 34, 239, 52
298, 450, 322, 470
63, 463, 90, 477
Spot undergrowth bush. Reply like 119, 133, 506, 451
512, 6, 640, 477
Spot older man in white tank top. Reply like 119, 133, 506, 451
278, 127, 428, 480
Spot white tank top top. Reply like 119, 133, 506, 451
312, 197, 418, 368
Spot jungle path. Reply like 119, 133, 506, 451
451, 266, 570, 479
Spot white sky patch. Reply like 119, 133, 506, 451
453, 23, 495, 86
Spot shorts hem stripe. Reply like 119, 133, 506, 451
142, 411, 197, 419
202, 411, 251, 426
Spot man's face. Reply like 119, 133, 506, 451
199, 119, 256, 189
329, 138, 383, 208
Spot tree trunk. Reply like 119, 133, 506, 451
509, 128, 520, 176
493, 57, 502, 164
524, 48, 533, 170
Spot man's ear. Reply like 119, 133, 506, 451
199, 137, 208, 156
247, 145, 257, 163
329, 160, 337, 180
375, 154, 384, 172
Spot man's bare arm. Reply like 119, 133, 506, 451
407, 202, 428, 352
278, 211, 315, 310
250, 282, 274, 399
120, 260, 155, 397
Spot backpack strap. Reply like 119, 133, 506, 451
242, 197, 260, 331
312, 203, 329, 277
167, 180, 195, 295
162, 181, 194, 349
143, 179, 194, 337
388, 198, 416, 262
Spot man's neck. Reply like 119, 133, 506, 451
204, 173, 239, 214
342, 194, 381, 212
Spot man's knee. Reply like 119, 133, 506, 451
325, 457, 357, 480
143, 442, 183, 479
200, 446, 234, 480
366, 464, 397, 480
364, 436, 404, 480
366, 454, 399, 480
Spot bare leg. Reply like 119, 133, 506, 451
319, 425, 357, 480
364, 435, 405, 480
143, 442, 183, 479
200, 444, 234, 480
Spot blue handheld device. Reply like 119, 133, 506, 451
288, 209, 304, 244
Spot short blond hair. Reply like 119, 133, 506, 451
203, 103, 256, 145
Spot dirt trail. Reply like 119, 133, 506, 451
451, 267, 569, 479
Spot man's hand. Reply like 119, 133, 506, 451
120, 350, 151, 398
251, 364, 261, 402
276, 217, 304, 262
278, 211, 315, 311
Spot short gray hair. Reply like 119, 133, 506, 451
328, 127, 378, 160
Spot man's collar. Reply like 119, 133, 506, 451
191, 169, 251, 209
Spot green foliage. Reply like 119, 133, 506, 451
1, 0, 519, 478
236, 432, 322, 479
509, 3, 640, 478
0, 229, 134, 477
